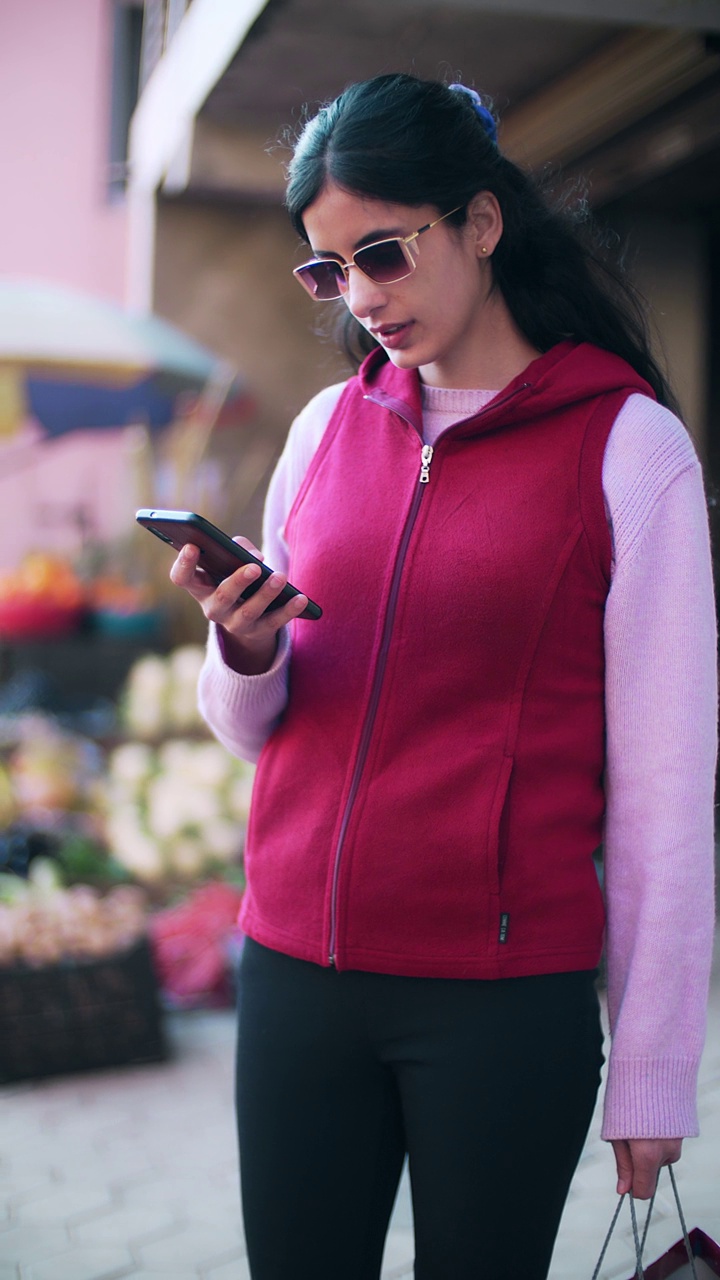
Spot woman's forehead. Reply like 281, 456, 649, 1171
303, 183, 435, 245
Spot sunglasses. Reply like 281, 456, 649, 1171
293, 206, 464, 301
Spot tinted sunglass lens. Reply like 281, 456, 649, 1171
356, 239, 409, 283
297, 261, 345, 300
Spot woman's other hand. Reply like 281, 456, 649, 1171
169, 537, 308, 675
610, 1137, 683, 1200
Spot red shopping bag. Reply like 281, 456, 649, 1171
634, 1228, 720, 1280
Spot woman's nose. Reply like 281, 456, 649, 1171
344, 266, 387, 319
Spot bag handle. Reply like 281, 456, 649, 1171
591, 1188, 650, 1279
591, 1164, 698, 1280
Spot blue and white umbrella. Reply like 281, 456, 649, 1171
0, 279, 247, 437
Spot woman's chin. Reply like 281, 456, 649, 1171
385, 347, 422, 371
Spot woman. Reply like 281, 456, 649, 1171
171, 74, 717, 1280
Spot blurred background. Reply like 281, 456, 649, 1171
0, 0, 719, 1068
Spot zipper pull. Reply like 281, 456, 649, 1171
419, 444, 434, 484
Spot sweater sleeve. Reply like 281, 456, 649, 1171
600, 394, 717, 1140
197, 382, 347, 762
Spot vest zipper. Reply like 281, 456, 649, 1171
419, 444, 433, 483
327, 439, 433, 965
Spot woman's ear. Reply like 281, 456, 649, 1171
466, 191, 503, 259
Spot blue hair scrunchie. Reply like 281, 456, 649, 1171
448, 83, 498, 146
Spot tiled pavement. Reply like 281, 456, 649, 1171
1, 935, 718, 1280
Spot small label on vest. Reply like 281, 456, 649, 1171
499, 913, 510, 944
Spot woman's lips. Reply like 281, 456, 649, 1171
372, 321, 412, 349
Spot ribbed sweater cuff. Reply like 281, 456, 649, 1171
601, 1058, 700, 1140
197, 623, 291, 761
207, 621, 290, 690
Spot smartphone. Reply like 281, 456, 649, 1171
136, 509, 322, 621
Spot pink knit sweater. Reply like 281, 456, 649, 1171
199, 380, 717, 1142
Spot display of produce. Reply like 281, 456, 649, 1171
85, 574, 159, 637
102, 735, 253, 884
0, 759, 16, 827
0, 859, 147, 966
119, 644, 208, 737
0, 550, 159, 640
0, 643, 253, 1016
0, 552, 86, 637
149, 880, 244, 1008
6, 715, 104, 822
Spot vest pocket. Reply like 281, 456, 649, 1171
487, 754, 514, 893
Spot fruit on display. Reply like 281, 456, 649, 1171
85, 574, 159, 637
0, 763, 17, 828
0, 859, 147, 966
7, 717, 104, 821
149, 880, 244, 1007
0, 553, 86, 637
0, 639, 251, 1008
102, 736, 254, 884
0, 552, 85, 608
119, 645, 207, 738
0, 552, 159, 638
86, 575, 154, 616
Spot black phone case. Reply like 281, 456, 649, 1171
135, 509, 322, 621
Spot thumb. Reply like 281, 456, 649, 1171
611, 1139, 634, 1196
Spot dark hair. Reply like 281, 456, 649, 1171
286, 72, 678, 411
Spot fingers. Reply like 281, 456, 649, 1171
611, 1138, 684, 1201
232, 535, 264, 560
169, 541, 309, 654
212, 571, 308, 675
168, 544, 269, 615
205, 567, 306, 631
169, 543, 207, 594
204, 563, 265, 624
627, 1150, 659, 1201
612, 1139, 634, 1197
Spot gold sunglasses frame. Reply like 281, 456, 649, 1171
293, 205, 464, 299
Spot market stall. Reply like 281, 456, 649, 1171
0, 639, 254, 1083
0, 280, 260, 1081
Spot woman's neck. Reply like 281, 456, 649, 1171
419, 290, 541, 391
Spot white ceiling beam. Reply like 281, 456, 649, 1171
128, 0, 272, 193
126, 0, 271, 310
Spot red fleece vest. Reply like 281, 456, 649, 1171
239, 341, 654, 978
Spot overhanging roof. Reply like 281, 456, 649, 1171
130, 0, 720, 209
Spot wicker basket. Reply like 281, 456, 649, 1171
0, 936, 167, 1082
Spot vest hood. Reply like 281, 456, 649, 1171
358, 340, 655, 436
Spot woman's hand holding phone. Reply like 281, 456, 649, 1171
136, 509, 319, 674
169, 536, 309, 675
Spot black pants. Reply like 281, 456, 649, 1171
236, 938, 604, 1280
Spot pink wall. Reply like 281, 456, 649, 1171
0, 426, 138, 572
0, 0, 136, 572
0, 0, 128, 301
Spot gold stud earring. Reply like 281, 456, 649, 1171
481, 246, 489, 254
